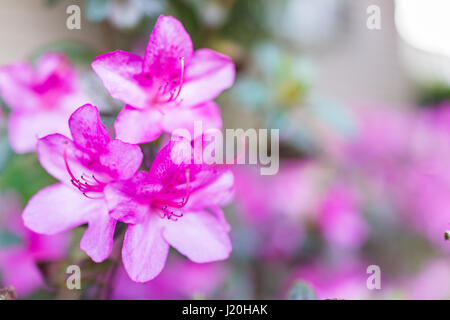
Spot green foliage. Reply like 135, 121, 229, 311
0, 153, 55, 205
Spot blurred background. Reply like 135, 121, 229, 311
1, 0, 450, 299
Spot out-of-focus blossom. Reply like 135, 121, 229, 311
0, 53, 87, 153
233, 161, 320, 259
403, 259, 450, 299
104, 137, 234, 282
316, 184, 368, 250
289, 260, 372, 300
92, 15, 235, 144
112, 256, 227, 299
0, 194, 69, 296
345, 103, 450, 248
23, 104, 143, 263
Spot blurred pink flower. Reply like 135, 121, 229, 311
104, 138, 233, 282
0, 53, 87, 153
112, 256, 227, 299
290, 260, 371, 300
92, 15, 235, 144
233, 161, 319, 259
317, 184, 368, 250
346, 103, 450, 248
23, 104, 143, 263
0, 194, 70, 296
403, 259, 450, 299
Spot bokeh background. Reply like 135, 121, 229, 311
1, 0, 450, 299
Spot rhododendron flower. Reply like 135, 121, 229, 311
0, 53, 87, 153
92, 15, 235, 144
104, 138, 234, 282
290, 260, 372, 300
112, 257, 227, 299
0, 194, 70, 296
23, 104, 143, 262
317, 185, 368, 250
233, 162, 319, 259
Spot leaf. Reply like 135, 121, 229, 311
286, 281, 318, 300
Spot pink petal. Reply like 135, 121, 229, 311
178, 49, 235, 107
69, 104, 110, 150
104, 178, 153, 224
36, 134, 86, 184
122, 215, 169, 282
143, 15, 193, 77
80, 207, 117, 262
92, 50, 148, 109
0, 62, 38, 111
162, 101, 222, 138
0, 251, 44, 296
187, 170, 234, 210
23, 184, 98, 234
29, 232, 71, 261
8, 109, 72, 154
115, 105, 163, 144
99, 140, 143, 180
163, 211, 231, 263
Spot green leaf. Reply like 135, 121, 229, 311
0, 153, 55, 204
286, 281, 318, 300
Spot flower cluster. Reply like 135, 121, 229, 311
0, 15, 235, 283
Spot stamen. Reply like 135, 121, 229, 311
155, 169, 190, 220
153, 169, 191, 209
170, 57, 185, 102
63, 143, 105, 197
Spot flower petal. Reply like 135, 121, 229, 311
92, 50, 148, 109
162, 101, 222, 138
0, 62, 38, 111
23, 184, 97, 234
104, 177, 155, 225
36, 133, 85, 184
115, 105, 163, 144
99, 140, 143, 180
0, 251, 44, 296
178, 49, 235, 107
143, 15, 193, 77
163, 211, 231, 263
122, 215, 169, 282
80, 206, 117, 263
8, 110, 72, 154
69, 104, 110, 150
187, 170, 234, 209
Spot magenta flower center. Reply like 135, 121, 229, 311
152, 169, 191, 221
63, 143, 106, 198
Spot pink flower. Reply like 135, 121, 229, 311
92, 15, 235, 144
289, 260, 371, 300
317, 184, 368, 250
233, 162, 319, 259
0, 194, 70, 296
22, 104, 143, 263
0, 53, 87, 153
112, 256, 227, 299
104, 138, 234, 282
